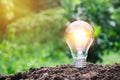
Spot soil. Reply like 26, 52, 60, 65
0, 63, 120, 80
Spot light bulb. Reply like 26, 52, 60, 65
65, 20, 94, 68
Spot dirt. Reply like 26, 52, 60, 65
0, 63, 120, 80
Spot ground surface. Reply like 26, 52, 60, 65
0, 63, 120, 80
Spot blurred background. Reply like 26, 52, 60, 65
0, 0, 120, 74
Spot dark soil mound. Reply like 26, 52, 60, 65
0, 63, 120, 80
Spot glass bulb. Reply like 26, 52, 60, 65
65, 20, 94, 68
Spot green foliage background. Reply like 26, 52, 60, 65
0, 8, 72, 74
62, 0, 120, 63
0, 0, 120, 74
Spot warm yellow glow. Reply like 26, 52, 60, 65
6, 11, 14, 20
74, 29, 88, 41
1, 0, 14, 20
65, 21, 93, 51
1, 0, 8, 4
65, 21, 94, 68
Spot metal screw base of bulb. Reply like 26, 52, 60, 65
73, 57, 86, 68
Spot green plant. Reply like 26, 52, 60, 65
97, 50, 120, 65
61, 0, 80, 20
0, 8, 72, 74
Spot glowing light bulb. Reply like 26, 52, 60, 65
65, 20, 94, 68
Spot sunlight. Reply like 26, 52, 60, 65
1, 0, 14, 20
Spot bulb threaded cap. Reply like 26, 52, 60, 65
73, 57, 86, 68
